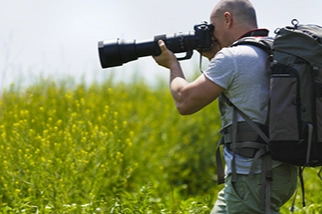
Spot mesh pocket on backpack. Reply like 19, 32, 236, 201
269, 64, 300, 141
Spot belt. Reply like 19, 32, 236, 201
223, 122, 268, 158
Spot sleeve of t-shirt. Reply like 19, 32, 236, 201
203, 48, 237, 90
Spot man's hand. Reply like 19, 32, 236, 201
153, 40, 180, 70
152, 39, 224, 116
199, 38, 221, 61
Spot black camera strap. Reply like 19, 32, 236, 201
199, 53, 206, 73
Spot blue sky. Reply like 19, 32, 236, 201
1, 0, 322, 88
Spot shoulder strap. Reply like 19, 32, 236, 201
231, 37, 273, 55
221, 94, 270, 144
222, 94, 272, 214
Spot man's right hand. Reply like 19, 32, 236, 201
200, 38, 221, 61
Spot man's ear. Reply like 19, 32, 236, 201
223, 12, 232, 28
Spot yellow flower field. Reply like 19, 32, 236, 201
0, 78, 320, 213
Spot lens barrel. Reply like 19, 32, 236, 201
98, 23, 213, 68
98, 32, 196, 68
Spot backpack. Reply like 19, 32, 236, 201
269, 19, 322, 167
216, 19, 322, 213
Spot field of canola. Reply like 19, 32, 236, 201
0, 77, 320, 213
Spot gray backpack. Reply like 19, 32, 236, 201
216, 19, 322, 213
269, 19, 322, 167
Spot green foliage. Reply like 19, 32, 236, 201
0, 78, 220, 213
0, 77, 321, 213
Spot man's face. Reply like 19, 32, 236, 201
211, 17, 224, 48
210, 12, 229, 48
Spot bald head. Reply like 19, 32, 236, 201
211, 0, 258, 29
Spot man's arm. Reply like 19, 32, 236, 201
153, 40, 224, 115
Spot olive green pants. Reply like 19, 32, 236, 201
211, 163, 297, 214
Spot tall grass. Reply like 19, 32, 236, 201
0, 77, 320, 213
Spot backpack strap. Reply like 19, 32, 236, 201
215, 38, 273, 212
231, 37, 273, 55
216, 138, 225, 184
219, 94, 272, 214
215, 38, 272, 185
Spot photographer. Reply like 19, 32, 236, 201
153, 0, 297, 213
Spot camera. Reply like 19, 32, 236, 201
98, 22, 214, 68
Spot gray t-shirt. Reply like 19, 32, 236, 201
204, 43, 278, 175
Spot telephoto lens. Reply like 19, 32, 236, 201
98, 22, 213, 69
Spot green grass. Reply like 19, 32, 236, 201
0, 77, 320, 213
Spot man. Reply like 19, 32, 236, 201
153, 0, 297, 213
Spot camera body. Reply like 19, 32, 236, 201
193, 22, 214, 52
98, 22, 214, 68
